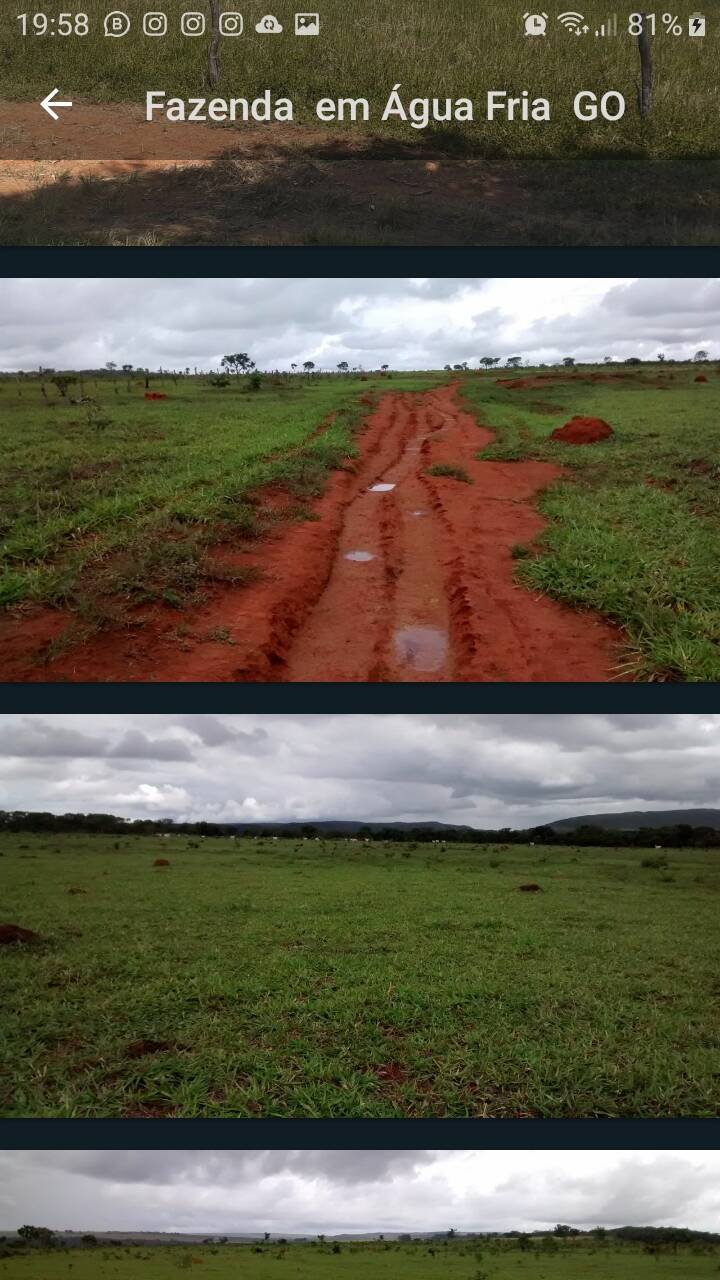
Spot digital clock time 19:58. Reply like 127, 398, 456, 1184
17, 13, 90, 34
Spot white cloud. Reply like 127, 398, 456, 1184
0, 279, 717, 372
1, 714, 720, 826
1, 1151, 720, 1235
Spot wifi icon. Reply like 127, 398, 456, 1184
558, 10, 586, 30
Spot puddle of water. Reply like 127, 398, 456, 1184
394, 626, 448, 672
344, 550, 375, 562
369, 483, 396, 492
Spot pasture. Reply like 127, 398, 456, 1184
0, 370, 432, 615
1, 834, 719, 1117
462, 365, 720, 681
4, 1239, 720, 1280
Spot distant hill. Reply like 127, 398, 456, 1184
230, 820, 475, 834
550, 809, 720, 832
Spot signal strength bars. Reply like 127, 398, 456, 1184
595, 13, 618, 36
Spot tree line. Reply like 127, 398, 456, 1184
1, 811, 719, 849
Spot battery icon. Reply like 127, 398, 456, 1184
689, 13, 706, 36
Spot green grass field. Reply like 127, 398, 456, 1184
4, 1240, 719, 1280
0, 371, 433, 618
2, 834, 719, 1117
461, 364, 720, 681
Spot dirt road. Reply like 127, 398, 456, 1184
0, 385, 621, 682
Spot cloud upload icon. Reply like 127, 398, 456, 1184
255, 14, 283, 32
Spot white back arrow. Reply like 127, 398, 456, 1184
41, 89, 73, 120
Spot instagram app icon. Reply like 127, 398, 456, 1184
220, 12, 244, 34
180, 11, 206, 35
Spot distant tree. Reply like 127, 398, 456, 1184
221, 353, 255, 376
625, 356, 642, 366
81, 1236, 98, 1247
444, 364, 452, 371
303, 361, 316, 376
657, 353, 666, 363
337, 361, 349, 373
51, 375, 76, 399
122, 363, 133, 373
506, 356, 522, 368
18, 1227, 56, 1248
694, 349, 709, 363
562, 357, 575, 368
381, 364, 389, 372
105, 362, 117, 372
290, 363, 297, 373
604, 355, 613, 363
479, 356, 499, 369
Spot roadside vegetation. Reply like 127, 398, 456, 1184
461, 362, 720, 680
2, 833, 718, 1118
0, 369, 434, 624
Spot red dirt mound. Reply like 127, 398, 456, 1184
153, 857, 170, 867
144, 392, 167, 400
498, 372, 638, 391
550, 416, 614, 445
0, 922, 42, 944
518, 883, 543, 893
695, 375, 708, 383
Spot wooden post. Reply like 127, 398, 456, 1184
207, 0, 221, 89
638, 14, 653, 116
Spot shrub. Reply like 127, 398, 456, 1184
427, 463, 472, 483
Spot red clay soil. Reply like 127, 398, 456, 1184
0, 384, 621, 683
153, 858, 171, 867
695, 375, 708, 383
550, 417, 614, 445
497, 372, 638, 390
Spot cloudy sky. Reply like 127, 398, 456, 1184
2, 714, 720, 826
1, 1150, 719, 1234
1, 278, 718, 372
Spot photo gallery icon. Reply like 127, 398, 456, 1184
295, 12, 320, 34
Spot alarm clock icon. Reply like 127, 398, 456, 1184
524, 12, 548, 35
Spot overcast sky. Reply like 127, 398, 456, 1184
1, 278, 718, 371
2, 714, 720, 826
1, 1150, 719, 1234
